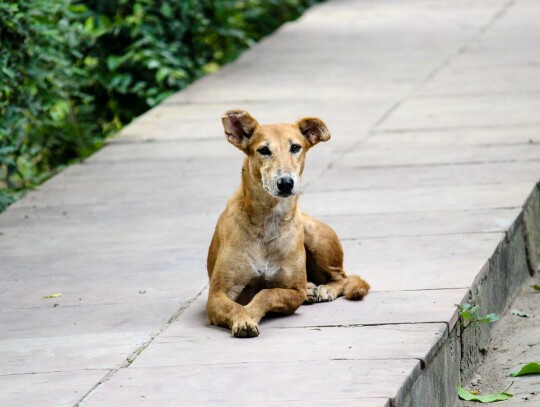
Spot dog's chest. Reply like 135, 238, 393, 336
248, 237, 283, 279
247, 249, 281, 279
247, 213, 291, 279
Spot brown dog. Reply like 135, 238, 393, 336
206, 110, 369, 337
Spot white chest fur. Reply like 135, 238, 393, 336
247, 249, 281, 279
247, 201, 293, 279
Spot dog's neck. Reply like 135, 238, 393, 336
240, 160, 298, 226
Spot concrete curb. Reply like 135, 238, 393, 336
401, 183, 539, 407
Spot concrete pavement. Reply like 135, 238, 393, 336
1, 0, 540, 406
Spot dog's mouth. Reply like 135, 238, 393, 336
276, 191, 295, 198
262, 185, 296, 198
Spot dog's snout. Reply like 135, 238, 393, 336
277, 177, 294, 194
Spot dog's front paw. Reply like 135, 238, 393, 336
304, 282, 319, 304
231, 318, 260, 338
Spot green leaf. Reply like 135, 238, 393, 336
460, 304, 472, 312
146, 59, 161, 69
457, 385, 513, 403
107, 56, 124, 71
42, 293, 62, 299
511, 309, 535, 318
481, 313, 500, 323
509, 362, 540, 377
461, 311, 472, 320
98, 15, 111, 28
84, 16, 94, 31
531, 285, 540, 291
156, 67, 170, 82
1, 66, 16, 79
68, 4, 88, 13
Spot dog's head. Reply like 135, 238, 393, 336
222, 109, 330, 198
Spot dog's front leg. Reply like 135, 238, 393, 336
245, 287, 305, 323
207, 289, 260, 338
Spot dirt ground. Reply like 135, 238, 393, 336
458, 273, 540, 406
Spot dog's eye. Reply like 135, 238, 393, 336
257, 146, 271, 156
290, 144, 301, 154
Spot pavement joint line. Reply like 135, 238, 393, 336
340, 231, 504, 241
272, 321, 451, 329
126, 357, 424, 368
294, 209, 521, 218
371, 122, 540, 134
107, 136, 221, 145
370, 287, 468, 293
82, 155, 540, 167
161, 97, 353, 106
306, 185, 508, 194
1, 302, 192, 311
111, 137, 540, 147
0, 369, 107, 378
0, 206, 522, 231
287, 207, 522, 218
72, 285, 207, 407
413, 90, 540, 99
126, 357, 427, 370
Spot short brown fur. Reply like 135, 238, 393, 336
207, 110, 369, 337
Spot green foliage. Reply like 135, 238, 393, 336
457, 303, 499, 335
458, 304, 500, 324
457, 384, 513, 403
1, 0, 100, 212
0, 0, 320, 212
509, 362, 540, 377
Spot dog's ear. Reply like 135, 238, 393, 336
296, 117, 331, 147
222, 110, 259, 151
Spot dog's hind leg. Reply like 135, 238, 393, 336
303, 213, 370, 304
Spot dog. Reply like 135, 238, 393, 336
206, 110, 370, 337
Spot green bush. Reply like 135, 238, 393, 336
1, 1, 99, 209
0, 0, 320, 212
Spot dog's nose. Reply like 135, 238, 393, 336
277, 177, 294, 194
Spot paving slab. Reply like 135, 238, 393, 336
0, 370, 108, 407
84, 360, 416, 407
306, 161, 540, 192
2, 0, 540, 406
320, 208, 520, 239
376, 93, 540, 132
135, 323, 447, 368
342, 234, 502, 291
301, 184, 534, 217
0, 332, 148, 375
337, 143, 540, 168
0, 301, 183, 340
369, 126, 540, 145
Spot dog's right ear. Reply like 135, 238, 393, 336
222, 110, 259, 152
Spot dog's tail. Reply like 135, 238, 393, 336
344, 275, 370, 300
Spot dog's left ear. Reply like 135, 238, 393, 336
222, 110, 259, 152
296, 117, 331, 147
